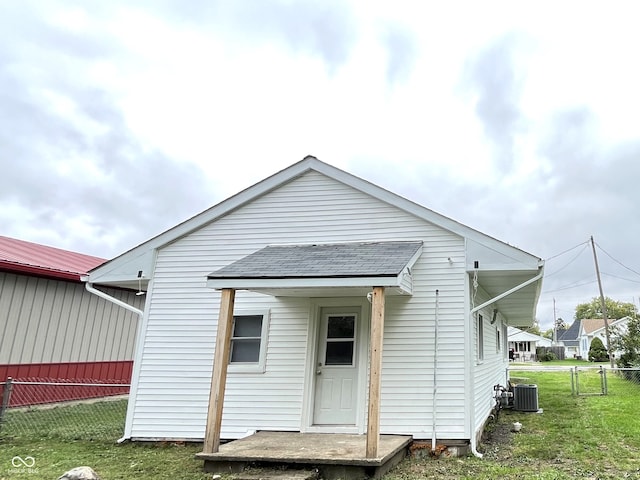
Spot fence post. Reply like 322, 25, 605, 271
601, 366, 608, 395
0, 377, 14, 433
574, 366, 580, 396
570, 368, 575, 396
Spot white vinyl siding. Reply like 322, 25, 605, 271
471, 285, 509, 435
129, 171, 468, 441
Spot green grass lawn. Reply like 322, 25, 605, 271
2, 370, 639, 480
388, 369, 640, 479
0, 400, 209, 480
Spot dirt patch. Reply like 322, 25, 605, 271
479, 414, 516, 461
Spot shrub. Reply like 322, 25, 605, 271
614, 317, 640, 368
588, 337, 609, 362
539, 351, 557, 362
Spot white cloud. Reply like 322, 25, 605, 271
2, 0, 640, 326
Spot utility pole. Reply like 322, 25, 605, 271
553, 298, 557, 344
590, 236, 614, 367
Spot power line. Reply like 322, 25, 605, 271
601, 272, 640, 284
545, 240, 590, 261
542, 279, 597, 294
544, 243, 589, 278
595, 241, 640, 279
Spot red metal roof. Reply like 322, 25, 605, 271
0, 236, 106, 282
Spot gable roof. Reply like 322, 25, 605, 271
507, 326, 550, 343
0, 235, 106, 282
86, 156, 543, 291
583, 317, 630, 336
581, 318, 607, 334
557, 319, 582, 342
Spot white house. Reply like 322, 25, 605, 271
507, 326, 552, 361
558, 317, 630, 360
580, 318, 629, 360
83, 156, 544, 456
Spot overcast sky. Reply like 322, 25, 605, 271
3, 1, 640, 329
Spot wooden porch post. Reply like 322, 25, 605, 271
203, 288, 235, 453
366, 286, 385, 458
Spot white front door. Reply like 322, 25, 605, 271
313, 308, 359, 425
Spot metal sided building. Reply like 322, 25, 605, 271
0, 236, 144, 404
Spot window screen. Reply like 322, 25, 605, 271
230, 314, 263, 363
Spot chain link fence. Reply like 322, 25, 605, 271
508, 365, 640, 397
0, 377, 129, 442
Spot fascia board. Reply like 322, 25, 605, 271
405, 243, 423, 270
206, 273, 407, 291
466, 265, 543, 273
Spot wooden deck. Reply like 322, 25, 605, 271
196, 431, 412, 479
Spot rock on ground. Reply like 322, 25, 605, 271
58, 466, 101, 480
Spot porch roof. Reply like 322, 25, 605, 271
206, 241, 423, 296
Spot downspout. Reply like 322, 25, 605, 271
469, 298, 483, 459
85, 282, 144, 443
431, 290, 439, 452
85, 282, 144, 317
468, 268, 543, 458
466, 269, 483, 459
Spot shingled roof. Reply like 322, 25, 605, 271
557, 319, 582, 346
208, 241, 423, 279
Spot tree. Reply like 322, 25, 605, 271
542, 328, 554, 340
527, 325, 542, 336
588, 337, 608, 362
574, 297, 638, 321
613, 317, 640, 368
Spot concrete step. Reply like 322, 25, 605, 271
222, 467, 319, 480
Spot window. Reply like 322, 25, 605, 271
324, 315, 356, 366
477, 314, 484, 361
229, 311, 269, 372
502, 325, 508, 357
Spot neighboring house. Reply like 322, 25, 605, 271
0, 236, 144, 405
580, 317, 629, 360
557, 321, 581, 359
557, 317, 629, 360
507, 326, 552, 361
84, 156, 544, 455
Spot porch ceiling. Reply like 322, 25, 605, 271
206, 241, 423, 297
475, 269, 543, 327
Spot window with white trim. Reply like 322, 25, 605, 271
477, 314, 484, 361
229, 311, 269, 373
